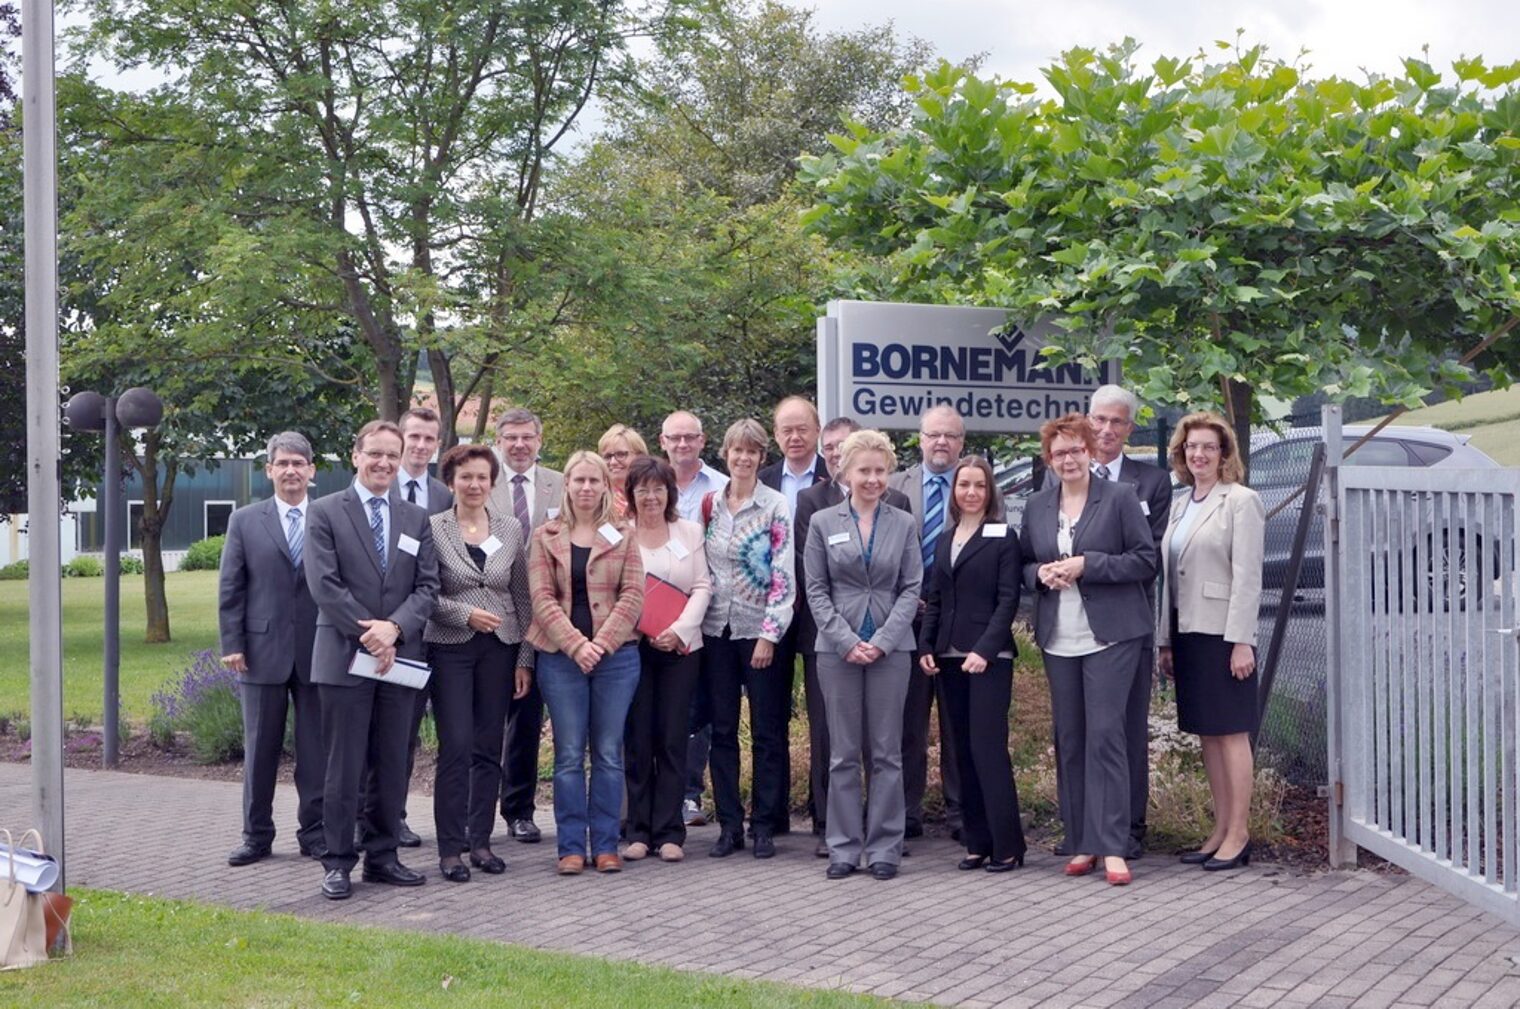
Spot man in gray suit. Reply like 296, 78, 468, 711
488, 406, 563, 843
219, 431, 325, 866
1087, 384, 1173, 859
386, 406, 453, 847
306, 419, 439, 899
887, 403, 964, 839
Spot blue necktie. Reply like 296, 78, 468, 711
286, 507, 303, 569
922, 474, 945, 569
368, 497, 387, 574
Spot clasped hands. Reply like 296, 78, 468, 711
846, 640, 884, 665
357, 618, 400, 674
1037, 554, 1086, 591
919, 651, 988, 675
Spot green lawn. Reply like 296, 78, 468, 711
1395, 384, 1520, 466
0, 889, 892, 1008
0, 571, 222, 724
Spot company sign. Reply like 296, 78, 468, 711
816, 301, 1118, 434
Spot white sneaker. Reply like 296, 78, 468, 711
659, 843, 685, 862
683, 800, 706, 827
624, 842, 649, 861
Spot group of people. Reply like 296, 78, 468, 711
217, 384, 1265, 898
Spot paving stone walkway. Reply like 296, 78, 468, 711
4, 763, 1520, 1008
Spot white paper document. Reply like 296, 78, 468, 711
0, 845, 59, 893
347, 650, 432, 690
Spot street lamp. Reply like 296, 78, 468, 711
64, 386, 164, 768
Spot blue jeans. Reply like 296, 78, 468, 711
537, 644, 642, 858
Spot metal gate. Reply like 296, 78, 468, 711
1325, 408, 1520, 923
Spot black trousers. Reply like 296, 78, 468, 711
704, 631, 791, 836
903, 654, 962, 830
239, 672, 324, 851
499, 669, 544, 821
1125, 638, 1154, 855
802, 651, 830, 832
429, 635, 517, 857
939, 658, 1026, 862
320, 678, 416, 871
359, 680, 427, 828
625, 642, 701, 847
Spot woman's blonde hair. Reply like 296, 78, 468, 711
558, 450, 620, 529
837, 429, 897, 478
598, 423, 648, 458
1168, 411, 1245, 486
720, 418, 769, 458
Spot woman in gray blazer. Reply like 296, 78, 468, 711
424, 443, 534, 882
804, 429, 922, 881
1157, 412, 1265, 872
1019, 413, 1156, 886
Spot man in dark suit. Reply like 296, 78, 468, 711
305, 419, 439, 899
887, 404, 966, 839
795, 417, 912, 856
1087, 384, 1173, 859
384, 406, 453, 847
219, 431, 325, 866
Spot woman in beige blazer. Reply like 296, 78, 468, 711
1157, 412, 1265, 873
623, 455, 711, 863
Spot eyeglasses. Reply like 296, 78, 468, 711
632, 485, 666, 498
1089, 414, 1133, 429
662, 433, 702, 444
602, 451, 632, 462
1049, 447, 1089, 461
1184, 442, 1222, 455
921, 431, 963, 442
269, 459, 311, 470
360, 450, 401, 462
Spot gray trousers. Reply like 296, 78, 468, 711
817, 651, 911, 867
239, 675, 324, 851
1044, 638, 1142, 858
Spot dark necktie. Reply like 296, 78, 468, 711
285, 507, 303, 569
922, 474, 946, 569
512, 474, 532, 531
1095, 463, 1112, 481
407, 479, 419, 504
368, 497, 387, 574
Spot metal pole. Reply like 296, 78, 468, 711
103, 399, 120, 767
1322, 404, 1356, 868
22, 0, 66, 888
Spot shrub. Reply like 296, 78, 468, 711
62, 555, 104, 578
150, 650, 244, 763
0, 560, 27, 581
118, 554, 145, 575
180, 536, 226, 571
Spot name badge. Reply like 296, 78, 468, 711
1140, 501, 1151, 516
668, 538, 690, 561
598, 523, 624, 545
827, 532, 851, 546
479, 535, 504, 557
546, 506, 561, 519
982, 523, 1008, 538
397, 534, 421, 557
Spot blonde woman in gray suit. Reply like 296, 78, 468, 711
804, 429, 923, 881
1157, 412, 1265, 873
425, 443, 535, 883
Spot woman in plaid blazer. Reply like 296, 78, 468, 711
424, 444, 534, 883
526, 450, 645, 875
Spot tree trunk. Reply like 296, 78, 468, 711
132, 431, 174, 643
1224, 377, 1253, 482
140, 521, 171, 643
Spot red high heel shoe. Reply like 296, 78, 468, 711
1105, 858, 1132, 886
1064, 855, 1098, 877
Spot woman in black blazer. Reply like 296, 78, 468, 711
919, 456, 1026, 872
1019, 414, 1157, 886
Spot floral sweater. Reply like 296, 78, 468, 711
700, 482, 796, 643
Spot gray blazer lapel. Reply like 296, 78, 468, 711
1070, 477, 1107, 556
259, 498, 294, 568
343, 490, 385, 579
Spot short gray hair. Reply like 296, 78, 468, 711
720, 418, 769, 457
495, 407, 542, 436
1089, 384, 1139, 419
265, 431, 313, 462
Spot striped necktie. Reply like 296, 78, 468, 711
285, 507, 303, 569
922, 474, 946, 569
368, 497, 387, 574
1095, 463, 1112, 481
512, 474, 532, 532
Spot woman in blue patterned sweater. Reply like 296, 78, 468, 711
700, 418, 797, 859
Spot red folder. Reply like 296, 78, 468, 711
637, 574, 691, 641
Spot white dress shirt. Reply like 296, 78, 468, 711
1092, 454, 1125, 483
353, 480, 390, 566
778, 457, 818, 517
675, 463, 730, 523
400, 467, 431, 511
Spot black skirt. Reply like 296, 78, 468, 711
1172, 625, 1258, 736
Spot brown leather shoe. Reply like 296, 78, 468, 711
556, 855, 585, 876
594, 853, 623, 873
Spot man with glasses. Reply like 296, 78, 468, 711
888, 404, 966, 840
661, 410, 729, 522
1086, 384, 1172, 859
488, 407, 563, 844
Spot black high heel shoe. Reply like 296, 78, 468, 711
469, 849, 507, 874
958, 855, 989, 871
985, 854, 1024, 873
1179, 848, 1218, 865
1203, 842, 1252, 871
439, 858, 471, 883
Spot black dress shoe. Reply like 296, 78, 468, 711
958, 854, 988, 871
439, 859, 471, 883
227, 842, 271, 867
708, 832, 744, 858
868, 861, 898, 880
508, 818, 542, 843
469, 850, 507, 874
815, 838, 831, 858
1203, 842, 1252, 872
826, 862, 856, 880
362, 861, 427, 886
397, 821, 422, 847
904, 822, 924, 839
322, 868, 351, 900
985, 854, 1024, 872
752, 831, 776, 859
1179, 848, 1218, 865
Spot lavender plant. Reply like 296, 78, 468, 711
149, 650, 244, 763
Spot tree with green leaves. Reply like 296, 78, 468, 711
799, 40, 1520, 449
1, 2, 24, 514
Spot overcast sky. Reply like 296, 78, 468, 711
803, 0, 1520, 86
